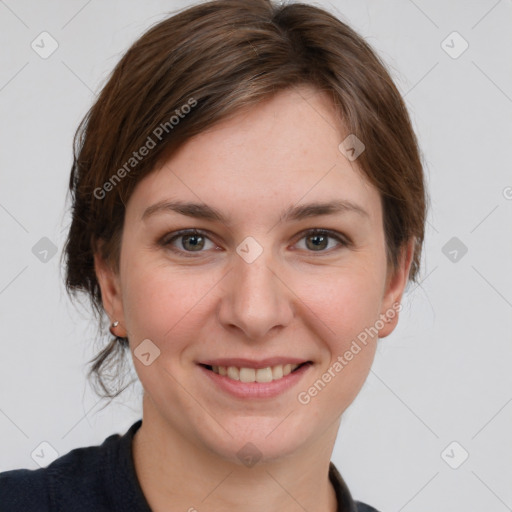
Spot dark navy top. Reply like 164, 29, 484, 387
0, 419, 380, 511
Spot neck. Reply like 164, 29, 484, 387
132, 395, 341, 512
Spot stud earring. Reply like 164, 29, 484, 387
109, 320, 120, 336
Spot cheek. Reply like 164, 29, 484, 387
120, 255, 217, 348
297, 266, 383, 343
292, 267, 382, 401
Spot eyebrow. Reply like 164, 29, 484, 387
141, 199, 369, 224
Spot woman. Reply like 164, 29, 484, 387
0, 0, 427, 510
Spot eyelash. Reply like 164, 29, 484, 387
159, 228, 350, 257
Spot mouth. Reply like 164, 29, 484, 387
199, 361, 312, 383
197, 357, 314, 399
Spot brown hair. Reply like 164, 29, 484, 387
63, 0, 428, 400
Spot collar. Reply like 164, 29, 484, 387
329, 461, 359, 512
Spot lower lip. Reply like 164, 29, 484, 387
198, 364, 311, 399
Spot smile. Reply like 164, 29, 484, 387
198, 360, 312, 399
205, 363, 308, 383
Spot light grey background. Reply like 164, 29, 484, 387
1, 1, 511, 511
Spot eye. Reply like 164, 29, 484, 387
161, 229, 217, 256
294, 229, 348, 253
160, 228, 349, 257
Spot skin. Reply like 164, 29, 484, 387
95, 85, 414, 512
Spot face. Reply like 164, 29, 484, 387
96, 85, 413, 464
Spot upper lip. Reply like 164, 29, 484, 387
198, 357, 311, 369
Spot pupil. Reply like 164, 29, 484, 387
183, 234, 204, 251
307, 234, 327, 251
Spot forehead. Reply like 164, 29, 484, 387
126, 86, 382, 227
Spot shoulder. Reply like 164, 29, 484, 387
355, 501, 381, 512
0, 429, 127, 512
0, 466, 50, 512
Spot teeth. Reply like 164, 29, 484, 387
239, 367, 255, 382
227, 366, 239, 380
272, 365, 283, 379
256, 367, 273, 383
211, 363, 303, 382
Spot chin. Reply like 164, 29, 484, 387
209, 435, 302, 467
196, 414, 315, 466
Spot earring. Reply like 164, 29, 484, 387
109, 320, 120, 336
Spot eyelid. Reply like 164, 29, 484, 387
159, 228, 219, 256
293, 227, 349, 244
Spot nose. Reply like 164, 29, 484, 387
217, 247, 294, 341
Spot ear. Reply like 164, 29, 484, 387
377, 238, 415, 339
93, 244, 128, 338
